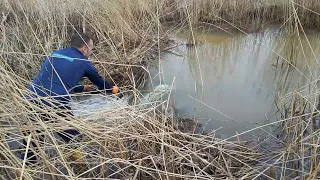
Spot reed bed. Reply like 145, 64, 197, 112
0, 80, 262, 179
272, 88, 320, 179
1, 0, 320, 179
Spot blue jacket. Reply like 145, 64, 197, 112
28, 47, 113, 106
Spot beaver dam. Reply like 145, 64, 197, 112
1, 0, 320, 179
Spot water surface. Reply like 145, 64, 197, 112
150, 26, 320, 139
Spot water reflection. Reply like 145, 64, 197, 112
151, 26, 320, 139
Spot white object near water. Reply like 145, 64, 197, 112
6, 84, 172, 164
70, 84, 172, 118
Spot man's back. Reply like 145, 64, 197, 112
28, 48, 87, 104
28, 47, 113, 105
28, 33, 115, 106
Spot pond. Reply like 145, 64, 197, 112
148, 25, 320, 139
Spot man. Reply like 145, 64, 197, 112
28, 32, 118, 105
24, 32, 118, 163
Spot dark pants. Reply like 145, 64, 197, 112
22, 105, 80, 163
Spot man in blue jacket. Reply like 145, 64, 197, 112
24, 33, 118, 163
28, 33, 118, 105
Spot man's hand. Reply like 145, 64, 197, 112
83, 85, 122, 97
84, 84, 94, 92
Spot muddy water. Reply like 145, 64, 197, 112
150, 26, 320, 139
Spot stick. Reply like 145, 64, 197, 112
20, 134, 32, 180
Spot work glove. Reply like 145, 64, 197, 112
112, 86, 123, 99
112, 86, 119, 94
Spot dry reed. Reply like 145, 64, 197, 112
1, 0, 320, 179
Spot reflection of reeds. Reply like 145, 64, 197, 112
180, 14, 320, 179
273, 22, 320, 178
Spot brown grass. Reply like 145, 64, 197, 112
0, 0, 320, 179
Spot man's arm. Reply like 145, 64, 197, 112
71, 84, 96, 93
83, 62, 113, 91
72, 85, 86, 93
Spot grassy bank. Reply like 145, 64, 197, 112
0, 0, 320, 179
164, 0, 320, 32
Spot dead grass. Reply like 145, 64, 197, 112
0, 0, 320, 179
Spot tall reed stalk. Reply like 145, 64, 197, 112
0, 0, 320, 179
